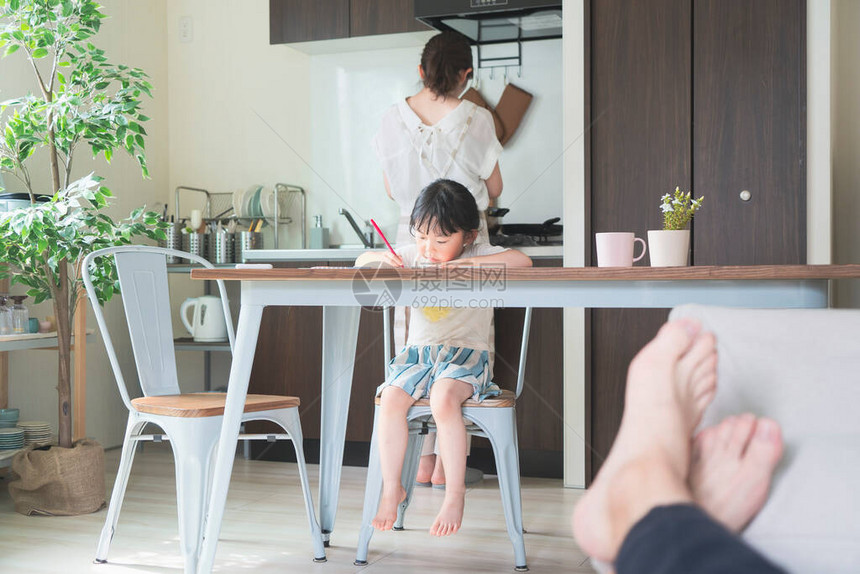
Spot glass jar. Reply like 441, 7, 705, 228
10, 295, 29, 335
0, 295, 11, 336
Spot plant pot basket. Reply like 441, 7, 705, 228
8, 438, 106, 516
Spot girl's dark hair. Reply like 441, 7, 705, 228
410, 179, 480, 236
420, 31, 473, 97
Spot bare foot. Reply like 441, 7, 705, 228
690, 415, 783, 533
372, 485, 407, 531
430, 491, 465, 536
572, 319, 718, 563
431, 454, 446, 487
416, 454, 435, 484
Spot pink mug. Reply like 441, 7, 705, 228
595, 232, 647, 267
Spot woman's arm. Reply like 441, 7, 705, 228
444, 248, 532, 268
383, 173, 394, 201
485, 163, 503, 199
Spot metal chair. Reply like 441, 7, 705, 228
82, 246, 325, 573
355, 307, 533, 571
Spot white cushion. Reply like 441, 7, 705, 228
669, 304, 860, 574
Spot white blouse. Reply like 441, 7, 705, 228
372, 99, 502, 220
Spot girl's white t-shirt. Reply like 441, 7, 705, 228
396, 242, 509, 352
372, 99, 503, 216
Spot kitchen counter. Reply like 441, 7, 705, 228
243, 245, 563, 262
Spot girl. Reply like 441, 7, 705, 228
355, 179, 531, 537
372, 30, 504, 487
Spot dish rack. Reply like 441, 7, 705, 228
174, 184, 306, 249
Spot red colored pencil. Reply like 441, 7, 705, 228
370, 219, 400, 264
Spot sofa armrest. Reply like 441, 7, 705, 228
668, 304, 860, 574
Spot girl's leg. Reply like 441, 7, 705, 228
373, 386, 417, 531
428, 377, 474, 536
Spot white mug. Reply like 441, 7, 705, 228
595, 232, 647, 267
180, 295, 229, 342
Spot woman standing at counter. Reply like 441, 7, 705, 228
372, 30, 503, 487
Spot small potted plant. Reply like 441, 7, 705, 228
648, 187, 704, 267
0, 0, 164, 515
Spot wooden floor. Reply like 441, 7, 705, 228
0, 444, 595, 573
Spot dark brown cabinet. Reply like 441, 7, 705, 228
350, 0, 431, 36
270, 0, 430, 45
586, 0, 806, 482
247, 258, 564, 478
269, 0, 350, 44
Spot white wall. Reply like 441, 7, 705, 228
561, 0, 587, 488
2, 0, 170, 446
165, 0, 312, 251
833, 0, 860, 308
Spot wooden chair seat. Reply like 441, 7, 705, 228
132, 392, 300, 418
374, 388, 516, 409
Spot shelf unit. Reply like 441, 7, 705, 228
0, 274, 91, 465
173, 337, 231, 353
0, 331, 94, 352
168, 265, 232, 392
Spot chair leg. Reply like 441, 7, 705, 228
469, 409, 528, 572
271, 409, 327, 562
162, 418, 220, 574
94, 417, 146, 564
393, 429, 425, 530
355, 409, 383, 566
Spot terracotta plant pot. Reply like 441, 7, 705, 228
647, 229, 691, 267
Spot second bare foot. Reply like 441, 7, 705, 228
431, 454, 446, 487
372, 485, 407, 531
430, 491, 464, 536
416, 454, 435, 484
690, 414, 783, 533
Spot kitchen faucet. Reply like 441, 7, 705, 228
338, 208, 374, 248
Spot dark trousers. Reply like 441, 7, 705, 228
616, 504, 787, 574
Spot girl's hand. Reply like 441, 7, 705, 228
382, 252, 404, 268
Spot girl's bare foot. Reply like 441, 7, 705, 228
431, 455, 446, 486
430, 490, 465, 536
572, 319, 718, 563
373, 485, 407, 531
416, 454, 435, 484
690, 415, 783, 532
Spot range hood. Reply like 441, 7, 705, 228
414, 0, 562, 45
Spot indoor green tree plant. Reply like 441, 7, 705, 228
648, 187, 704, 267
0, 0, 164, 514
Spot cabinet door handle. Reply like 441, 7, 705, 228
739, 190, 752, 202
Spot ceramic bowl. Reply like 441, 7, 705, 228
0, 407, 20, 420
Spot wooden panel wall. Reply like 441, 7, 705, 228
588, 0, 691, 480
692, 0, 806, 265
586, 0, 806, 483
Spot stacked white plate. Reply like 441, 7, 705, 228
0, 427, 24, 450
18, 421, 52, 446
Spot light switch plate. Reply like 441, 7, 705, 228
179, 15, 193, 43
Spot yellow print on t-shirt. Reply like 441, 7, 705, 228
421, 307, 451, 322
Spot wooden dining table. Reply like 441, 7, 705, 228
190, 263, 860, 572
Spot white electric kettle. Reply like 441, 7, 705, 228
180, 295, 229, 342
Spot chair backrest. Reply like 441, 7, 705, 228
83, 246, 235, 409
382, 307, 533, 398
